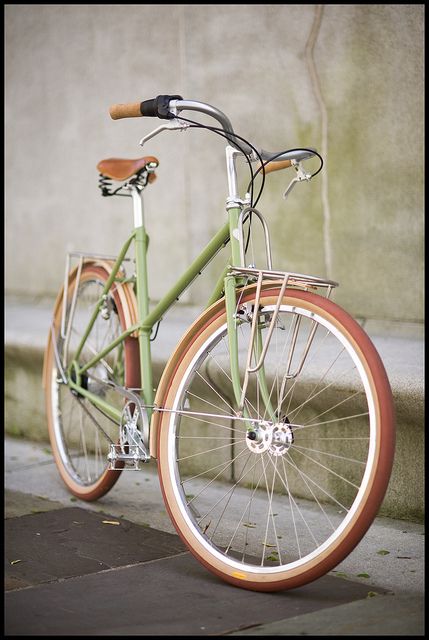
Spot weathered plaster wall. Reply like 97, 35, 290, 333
5, 4, 424, 322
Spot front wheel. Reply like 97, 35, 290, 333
157, 286, 395, 591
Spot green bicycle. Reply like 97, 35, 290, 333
43, 95, 395, 591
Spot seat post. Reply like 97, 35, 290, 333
129, 184, 145, 228
128, 183, 154, 407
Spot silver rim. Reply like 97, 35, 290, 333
50, 277, 124, 487
166, 301, 377, 576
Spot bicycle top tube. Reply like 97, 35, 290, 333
109, 94, 318, 164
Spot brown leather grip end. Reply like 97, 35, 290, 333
262, 159, 293, 174
109, 102, 142, 120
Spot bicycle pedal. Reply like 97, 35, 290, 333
108, 443, 150, 470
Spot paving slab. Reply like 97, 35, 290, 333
5, 531, 380, 636
229, 593, 425, 636
4, 436, 425, 636
5, 507, 186, 591
5, 437, 425, 597
4, 491, 387, 636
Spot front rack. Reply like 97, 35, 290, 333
227, 266, 339, 413
229, 265, 338, 294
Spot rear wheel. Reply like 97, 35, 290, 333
44, 263, 140, 500
157, 286, 395, 591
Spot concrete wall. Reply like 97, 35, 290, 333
5, 4, 424, 323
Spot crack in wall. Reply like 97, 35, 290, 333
305, 5, 332, 280
178, 5, 192, 304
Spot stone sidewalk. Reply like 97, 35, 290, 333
4, 437, 425, 636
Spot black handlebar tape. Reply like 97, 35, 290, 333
140, 94, 184, 119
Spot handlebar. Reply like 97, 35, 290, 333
109, 95, 233, 131
109, 96, 175, 120
109, 94, 317, 165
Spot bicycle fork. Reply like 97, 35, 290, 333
225, 272, 284, 424
224, 268, 322, 437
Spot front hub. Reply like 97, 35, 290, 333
246, 422, 273, 453
269, 422, 294, 456
246, 419, 294, 457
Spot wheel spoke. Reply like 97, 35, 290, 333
261, 454, 282, 566
266, 453, 320, 548
284, 451, 350, 512
292, 444, 367, 466
224, 462, 266, 556
183, 445, 249, 505
195, 370, 236, 414
296, 411, 370, 430
196, 454, 260, 526
287, 366, 360, 420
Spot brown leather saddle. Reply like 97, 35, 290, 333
97, 156, 159, 182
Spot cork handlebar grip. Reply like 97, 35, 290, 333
262, 159, 293, 174
109, 102, 143, 120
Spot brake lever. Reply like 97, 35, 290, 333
139, 119, 191, 147
283, 160, 312, 199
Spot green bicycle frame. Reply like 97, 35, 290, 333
67, 144, 275, 429
68, 202, 244, 422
